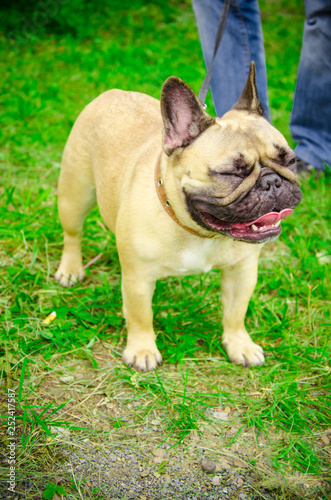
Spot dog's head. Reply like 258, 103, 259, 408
160, 63, 302, 243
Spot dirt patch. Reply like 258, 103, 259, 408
1, 346, 330, 499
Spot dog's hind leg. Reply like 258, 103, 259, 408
55, 145, 96, 287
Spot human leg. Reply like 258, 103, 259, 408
290, 0, 331, 170
192, 0, 270, 119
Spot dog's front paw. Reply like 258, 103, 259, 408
222, 336, 265, 367
55, 261, 85, 287
122, 345, 162, 372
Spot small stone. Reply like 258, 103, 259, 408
52, 495, 62, 500
201, 459, 216, 474
211, 475, 220, 486
59, 375, 75, 383
152, 448, 166, 458
140, 470, 149, 478
50, 426, 70, 439
212, 411, 229, 420
321, 435, 330, 445
233, 458, 247, 468
237, 477, 244, 486
215, 462, 222, 472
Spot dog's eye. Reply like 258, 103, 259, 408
233, 156, 250, 173
274, 145, 297, 167
209, 170, 244, 179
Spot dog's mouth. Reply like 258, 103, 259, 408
195, 208, 293, 242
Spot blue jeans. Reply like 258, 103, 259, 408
192, 0, 270, 121
290, 0, 331, 170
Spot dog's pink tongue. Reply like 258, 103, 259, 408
248, 208, 293, 226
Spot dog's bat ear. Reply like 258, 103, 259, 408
161, 77, 215, 156
232, 62, 265, 117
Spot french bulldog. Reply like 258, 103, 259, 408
55, 62, 302, 371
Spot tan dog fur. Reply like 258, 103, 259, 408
55, 66, 300, 371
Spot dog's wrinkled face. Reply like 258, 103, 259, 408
161, 63, 302, 243
181, 115, 302, 243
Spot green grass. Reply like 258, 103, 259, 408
1, 0, 330, 499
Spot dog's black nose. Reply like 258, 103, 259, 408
259, 173, 282, 191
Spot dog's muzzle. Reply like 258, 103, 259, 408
214, 158, 300, 206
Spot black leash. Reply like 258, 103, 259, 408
198, 0, 231, 107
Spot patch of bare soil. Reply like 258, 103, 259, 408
1, 346, 329, 499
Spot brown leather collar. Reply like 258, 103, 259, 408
154, 153, 213, 238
